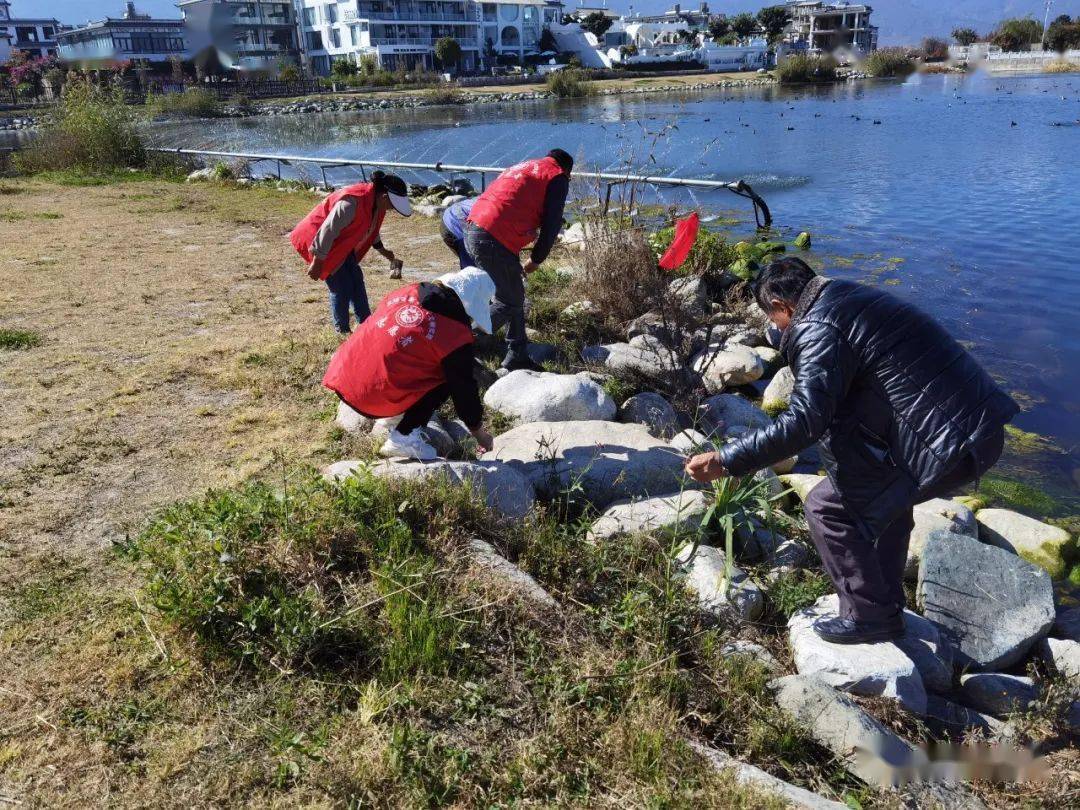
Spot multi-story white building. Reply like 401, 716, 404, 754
56, 3, 187, 67
179, 0, 301, 70
784, 1, 877, 56
296, 0, 563, 75
0, 1, 63, 62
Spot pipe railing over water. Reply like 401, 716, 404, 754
147, 147, 773, 227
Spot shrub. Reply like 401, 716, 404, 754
546, 68, 591, 97
425, 87, 465, 105
952, 27, 979, 46
278, 63, 301, 82
921, 37, 950, 61
649, 225, 737, 286
775, 54, 838, 84
991, 17, 1044, 52
863, 48, 917, 78
14, 79, 145, 175
146, 86, 222, 118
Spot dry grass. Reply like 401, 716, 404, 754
0, 177, 454, 560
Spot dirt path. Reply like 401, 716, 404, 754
0, 178, 453, 567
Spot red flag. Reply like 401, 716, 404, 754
658, 212, 700, 271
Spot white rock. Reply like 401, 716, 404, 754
467, 539, 557, 609
676, 543, 764, 621
752, 345, 783, 376
957, 673, 1037, 717
762, 366, 795, 410
321, 458, 536, 519
485, 420, 694, 508
669, 428, 711, 454
788, 594, 950, 714
692, 343, 765, 393
602, 341, 682, 377
588, 490, 710, 542
976, 508, 1073, 579
688, 739, 846, 810
698, 394, 771, 437
560, 300, 597, 320
904, 498, 978, 580
778, 473, 826, 505
483, 370, 616, 424
335, 400, 373, 434
1037, 637, 1080, 680
669, 275, 710, 319
618, 392, 680, 439
719, 640, 781, 671
186, 167, 214, 182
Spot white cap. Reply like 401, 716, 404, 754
387, 191, 412, 217
436, 266, 496, 334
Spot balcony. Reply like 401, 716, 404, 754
375, 35, 478, 46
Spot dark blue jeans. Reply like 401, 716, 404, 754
325, 252, 370, 333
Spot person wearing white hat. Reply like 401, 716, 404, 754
322, 266, 497, 461
290, 170, 412, 335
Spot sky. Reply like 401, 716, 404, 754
20, 0, 1080, 43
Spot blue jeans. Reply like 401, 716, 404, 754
325, 253, 370, 333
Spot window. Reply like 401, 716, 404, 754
41, 26, 54, 39
307, 31, 324, 50
15, 26, 37, 43
303, 8, 316, 26
326, 4, 338, 24
329, 27, 341, 48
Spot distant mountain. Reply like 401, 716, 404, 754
600, 1, 1073, 44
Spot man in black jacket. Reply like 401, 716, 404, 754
686, 258, 1018, 644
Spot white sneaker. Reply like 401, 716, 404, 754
380, 428, 438, 461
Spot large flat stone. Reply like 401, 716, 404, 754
687, 739, 848, 809
485, 420, 694, 508
698, 393, 771, 437
618, 392, 680, 439
483, 370, 616, 424
976, 508, 1073, 579
323, 458, 535, 520
770, 675, 921, 786
692, 343, 765, 393
788, 595, 951, 715
917, 531, 1054, 671
467, 539, 557, 609
924, 695, 1004, 738
588, 490, 710, 542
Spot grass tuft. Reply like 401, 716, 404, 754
0, 327, 41, 349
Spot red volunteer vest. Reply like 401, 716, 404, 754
290, 182, 386, 280
322, 284, 474, 418
467, 156, 565, 254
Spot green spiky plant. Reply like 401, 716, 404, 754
700, 474, 788, 595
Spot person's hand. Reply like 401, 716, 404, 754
389, 258, 404, 279
685, 451, 728, 483
307, 257, 324, 280
471, 427, 494, 454
522, 260, 539, 276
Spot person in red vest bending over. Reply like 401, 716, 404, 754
465, 149, 573, 371
323, 267, 497, 461
290, 170, 410, 335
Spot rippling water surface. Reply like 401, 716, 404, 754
142, 72, 1080, 498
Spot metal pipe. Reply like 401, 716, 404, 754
148, 147, 752, 193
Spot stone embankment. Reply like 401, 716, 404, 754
0, 115, 39, 131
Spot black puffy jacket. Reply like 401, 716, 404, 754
718, 277, 1018, 540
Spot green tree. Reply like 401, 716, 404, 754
278, 63, 300, 82
951, 27, 979, 46
757, 6, 791, 44
731, 12, 758, 40
539, 27, 558, 53
676, 29, 697, 45
991, 17, 1043, 52
579, 12, 613, 39
1045, 15, 1080, 53
330, 58, 358, 79
708, 17, 731, 42
434, 37, 462, 70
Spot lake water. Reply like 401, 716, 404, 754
131, 73, 1080, 502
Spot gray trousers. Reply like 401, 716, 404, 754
804, 427, 1005, 623
464, 222, 527, 356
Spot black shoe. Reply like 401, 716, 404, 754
812, 615, 905, 645
501, 353, 543, 373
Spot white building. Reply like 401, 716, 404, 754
784, 2, 877, 56
295, 0, 563, 75
0, 1, 63, 62
179, 0, 301, 71
57, 3, 187, 67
